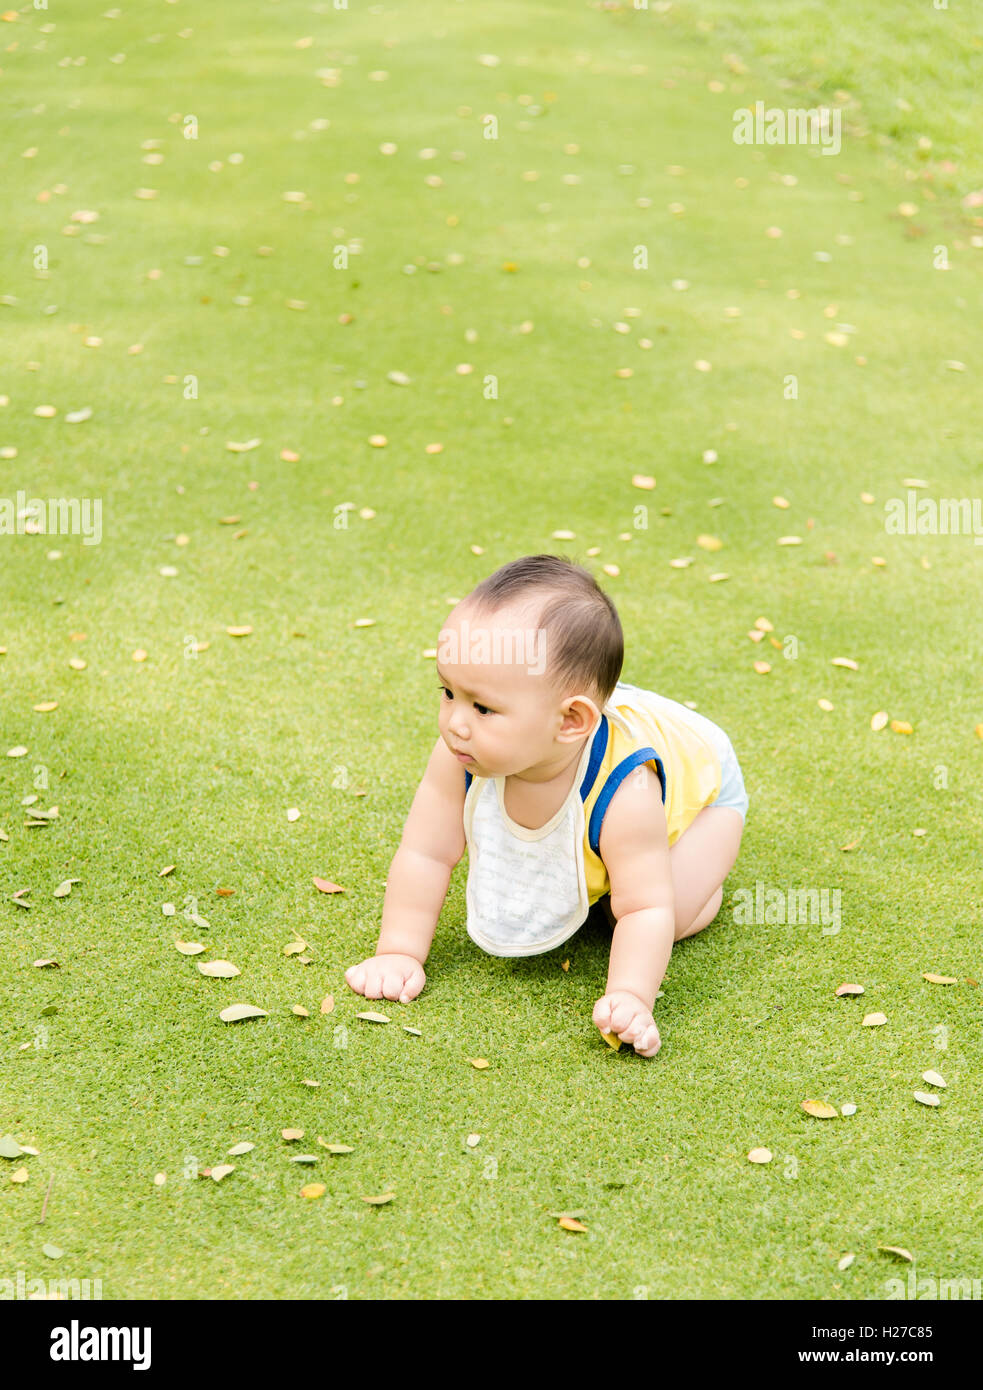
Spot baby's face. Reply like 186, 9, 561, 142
435, 602, 599, 779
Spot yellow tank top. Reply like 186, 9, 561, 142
464, 680, 723, 910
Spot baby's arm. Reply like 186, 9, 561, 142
345, 736, 466, 1003
593, 763, 675, 1055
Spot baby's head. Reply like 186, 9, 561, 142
435, 554, 624, 779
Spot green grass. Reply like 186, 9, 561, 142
2, 0, 982, 1300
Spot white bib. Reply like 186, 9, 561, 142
462, 711, 633, 957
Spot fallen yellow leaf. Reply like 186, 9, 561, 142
801, 1100, 839, 1119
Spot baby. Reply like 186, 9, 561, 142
344, 554, 748, 1056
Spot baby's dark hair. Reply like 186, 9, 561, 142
463, 554, 624, 708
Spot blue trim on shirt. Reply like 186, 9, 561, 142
588, 746, 666, 857
579, 716, 609, 801
464, 768, 472, 792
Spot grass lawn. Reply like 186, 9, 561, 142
2, 0, 982, 1300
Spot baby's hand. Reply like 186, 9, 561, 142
344, 953, 425, 1005
592, 989, 661, 1057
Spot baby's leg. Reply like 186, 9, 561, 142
669, 805, 744, 940
597, 804, 744, 940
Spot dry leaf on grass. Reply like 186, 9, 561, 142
198, 960, 240, 978
801, 1100, 839, 1119
219, 1004, 268, 1023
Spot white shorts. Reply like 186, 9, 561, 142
665, 698, 749, 821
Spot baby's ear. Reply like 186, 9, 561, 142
557, 695, 601, 742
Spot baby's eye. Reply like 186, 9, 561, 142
438, 683, 493, 715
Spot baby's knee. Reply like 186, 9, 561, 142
678, 884, 723, 939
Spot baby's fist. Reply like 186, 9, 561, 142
593, 990, 661, 1057
344, 953, 425, 1005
